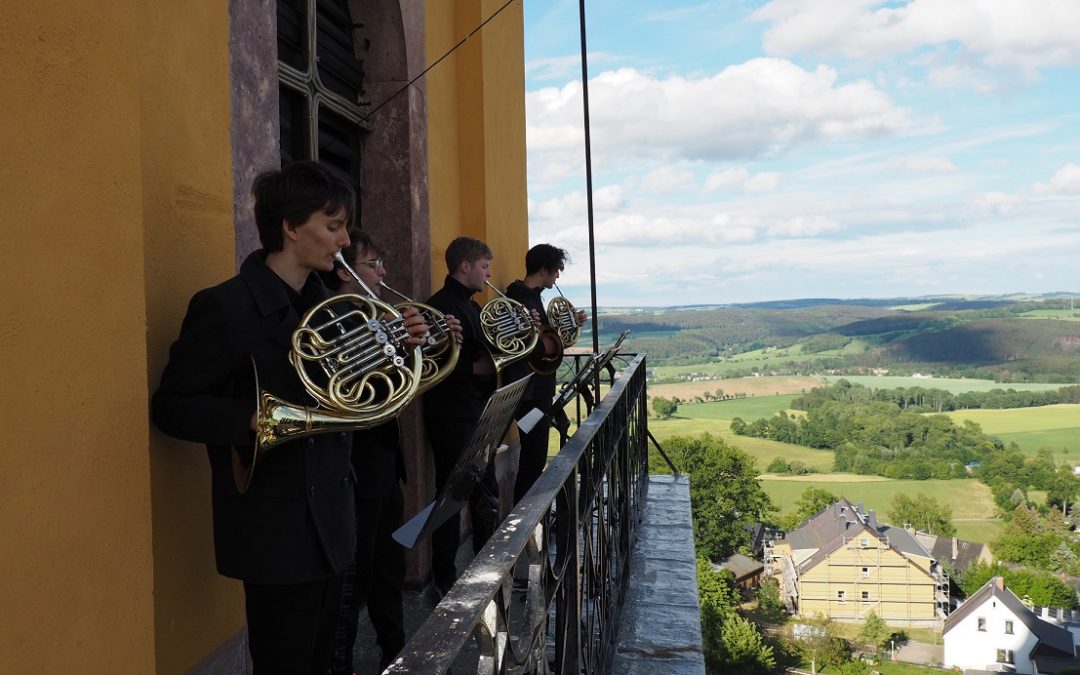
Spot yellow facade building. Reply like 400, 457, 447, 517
1, 1, 529, 672
767, 499, 950, 628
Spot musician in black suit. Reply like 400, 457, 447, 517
422, 236, 501, 598
504, 244, 585, 501
328, 231, 460, 673
151, 161, 426, 674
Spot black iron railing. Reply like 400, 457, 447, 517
387, 353, 649, 674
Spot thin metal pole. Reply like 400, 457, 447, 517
578, 0, 601, 397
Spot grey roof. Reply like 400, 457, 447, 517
916, 532, 987, 572
879, 525, 933, 559
783, 499, 935, 577
944, 577, 1076, 659
718, 553, 765, 582
784, 498, 863, 551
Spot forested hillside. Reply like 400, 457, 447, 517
601, 294, 1080, 380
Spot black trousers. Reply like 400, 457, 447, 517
331, 483, 406, 674
243, 574, 345, 675
428, 416, 499, 589
513, 402, 553, 502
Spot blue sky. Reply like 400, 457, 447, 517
519, 0, 1080, 307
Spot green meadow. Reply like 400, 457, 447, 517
945, 404, 1080, 459
822, 375, 1064, 393
649, 397, 835, 471
760, 475, 997, 526
675, 396, 800, 421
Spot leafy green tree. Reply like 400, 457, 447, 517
697, 558, 776, 674
961, 561, 1078, 608
857, 611, 889, 649
1050, 542, 1079, 575
698, 557, 733, 673
757, 577, 784, 611
766, 456, 789, 474
668, 434, 775, 560
887, 492, 955, 536
1048, 464, 1080, 513
652, 396, 678, 419
719, 612, 776, 674
789, 615, 848, 675
781, 487, 838, 531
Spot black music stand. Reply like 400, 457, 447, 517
551, 330, 630, 445
393, 374, 532, 549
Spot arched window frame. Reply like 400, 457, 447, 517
277, 0, 370, 184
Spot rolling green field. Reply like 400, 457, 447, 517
822, 375, 1064, 393
676, 396, 800, 421
649, 396, 835, 471
953, 520, 1005, 544
648, 348, 851, 379
945, 404, 1080, 459
760, 476, 997, 523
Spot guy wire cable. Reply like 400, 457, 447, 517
359, 0, 519, 124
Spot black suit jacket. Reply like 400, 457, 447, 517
423, 276, 495, 422
504, 280, 557, 411
152, 251, 356, 585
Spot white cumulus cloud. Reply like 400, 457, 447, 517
525, 60, 910, 168
753, 0, 1080, 68
1034, 164, 1080, 194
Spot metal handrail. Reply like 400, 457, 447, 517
387, 354, 650, 674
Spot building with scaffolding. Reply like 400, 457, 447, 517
765, 498, 950, 628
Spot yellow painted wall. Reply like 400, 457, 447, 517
0, 2, 156, 672
0, 1, 237, 672
798, 544, 937, 624
425, 0, 530, 297
136, 1, 242, 672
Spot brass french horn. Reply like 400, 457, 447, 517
481, 280, 539, 374
233, 256, 424, 492
546, 281, 583, 349
374, 280, 460, 395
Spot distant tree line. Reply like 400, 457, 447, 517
790, 378, 1080, 413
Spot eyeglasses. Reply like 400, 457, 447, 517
357, 258, 384, 270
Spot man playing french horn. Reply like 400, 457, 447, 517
421, 236, 514, 599
151, 161, 429, 675
505, 244, 587, 502
327, 230, 462, 674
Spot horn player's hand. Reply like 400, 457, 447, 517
399, 307, 431, 346
530, 308, 541, 325
443, 314, 464, 343
576, 309, 588, 325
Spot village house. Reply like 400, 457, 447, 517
943, 577, 1080, 674
765, 499, 949, 627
